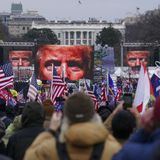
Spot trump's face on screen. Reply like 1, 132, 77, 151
36, 45, 92, 81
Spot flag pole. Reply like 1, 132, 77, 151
50, 63, 54, 100
106, 71, 109, 96
62, 65, 66, 83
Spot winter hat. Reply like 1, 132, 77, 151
64, 92, 95, 123
22, 102, 45, 127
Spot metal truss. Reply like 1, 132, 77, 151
122, 42, 159, 47
0, 41, 35, 47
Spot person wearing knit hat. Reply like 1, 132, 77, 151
7, 102, 45, 160
112, 97, 160, 160
24, 92, 121, 160
64, 92, 95, 123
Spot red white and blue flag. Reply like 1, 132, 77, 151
51, 66, 65, 105
85, 80, 99, 111
101, 82, 108, 102
0, 62, 14, 90
27, 73, 38, 101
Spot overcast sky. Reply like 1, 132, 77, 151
0, 0, 160, 22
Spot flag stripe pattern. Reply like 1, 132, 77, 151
85, 80, 99, 111
0, 63, 14, 90
51, 66, 65, 105
27, 73, 38, 101
101, 83, 108, 102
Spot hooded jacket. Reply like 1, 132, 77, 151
7, 102, 45, 160
24, 120, 121, 160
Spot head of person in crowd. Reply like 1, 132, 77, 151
36, 45, 93, 81
64, 92, 95, 124
21, 102, 45, 128
112, 110, 136, 143
9, 50, 32, 67
126, 50, 150, 68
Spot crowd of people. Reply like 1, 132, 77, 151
0, 83, 159, 160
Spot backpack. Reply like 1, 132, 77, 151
56, 138, 105, 160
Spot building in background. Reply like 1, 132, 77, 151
8, 10, 46, 37
0, 3, 46, 38
32, 18, 125, 45
0, 3, 125, 44
11, 2, 23, 15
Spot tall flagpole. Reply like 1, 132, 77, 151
50, 63, 54, 100
62, 64, 66, 83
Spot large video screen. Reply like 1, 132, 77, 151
8, 50, 34, 81
126, 50, 150, 68
36, 45, 94, 81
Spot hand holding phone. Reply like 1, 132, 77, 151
122, 93, 133, 109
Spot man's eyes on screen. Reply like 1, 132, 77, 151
45, 60, 61, 68
11, 58, 29, 61
68, 61, 82, 68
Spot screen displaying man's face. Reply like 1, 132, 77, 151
9, 51, 33, 67
37, 45, 93, 81
126, 51, 150, 68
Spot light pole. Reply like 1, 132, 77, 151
120, 40, 124, 67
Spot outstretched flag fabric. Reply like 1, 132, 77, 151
0, 62, 14, 90
27, 73, 38, 101
51, 66, 65, 105
85, 80, 99, 111
133, 64, 154, 113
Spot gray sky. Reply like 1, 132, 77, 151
0, 0, 160, 22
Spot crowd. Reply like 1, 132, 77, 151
0, 85, 159, 160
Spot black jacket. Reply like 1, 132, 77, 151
7, 124, 44, 160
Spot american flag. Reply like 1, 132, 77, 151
51, 66, 65, 105
17, 89, 25, 103
101, 82, 108, 102
0, 62, 14, 90
27, 73, 38, 101
85, 80, 99, 111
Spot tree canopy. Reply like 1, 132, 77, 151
125, 9, 160, 43
23, 28, 60, 44
96, 27, 122, 47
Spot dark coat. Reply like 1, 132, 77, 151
7, 125, 44, 160
112, 128, 160, 160
7, 102, 45, 160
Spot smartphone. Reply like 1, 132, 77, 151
122, 93, 133, 109
55, 101, 64, 112
55, 97, 65, 112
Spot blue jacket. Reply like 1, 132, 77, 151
112, 128, 160, 160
